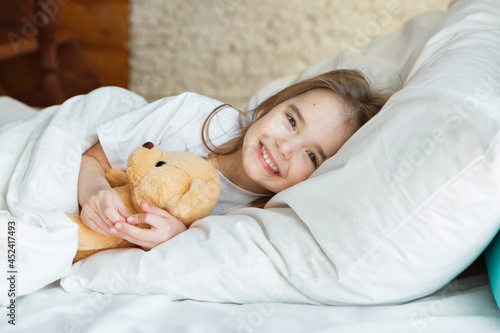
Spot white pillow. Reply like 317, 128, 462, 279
61, 0, 500, 305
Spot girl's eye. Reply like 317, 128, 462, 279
307, 151, 317, 167
286, 113, 296, 130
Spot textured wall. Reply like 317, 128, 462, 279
129, 0, 449, 107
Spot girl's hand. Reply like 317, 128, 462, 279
110, 202, 188, 250
80, 187, 131, 236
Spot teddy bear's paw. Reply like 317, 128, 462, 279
105, 168, 129, 187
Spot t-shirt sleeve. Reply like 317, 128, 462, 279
96, 92, 241, 169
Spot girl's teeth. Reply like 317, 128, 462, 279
261, 145, 278, 173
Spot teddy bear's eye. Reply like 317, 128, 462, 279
155, 161, 166, 167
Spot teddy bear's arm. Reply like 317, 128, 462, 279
105, 168, 129, 188
175, 178, 204, 212
171, 177, 216, 225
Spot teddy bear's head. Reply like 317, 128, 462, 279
126, 142, 221, 225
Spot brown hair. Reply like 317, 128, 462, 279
202, 69, 390, 207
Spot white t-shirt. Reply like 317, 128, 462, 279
96, 92, 268, 215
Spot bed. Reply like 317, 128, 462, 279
2, 0, 500, 331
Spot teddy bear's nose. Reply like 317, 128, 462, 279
143, 142, 155, 149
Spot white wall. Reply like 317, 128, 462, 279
129, 0, 449, 107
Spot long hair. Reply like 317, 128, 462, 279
202, 69, 390, 207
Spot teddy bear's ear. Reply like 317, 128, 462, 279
206, 157, 218, 169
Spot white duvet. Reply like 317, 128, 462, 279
0, 88, 148, 305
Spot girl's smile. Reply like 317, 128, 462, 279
258, 142, 280, 176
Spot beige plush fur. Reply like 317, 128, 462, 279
68, 142, 221, 262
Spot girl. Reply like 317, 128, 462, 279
78, 69, 389, 250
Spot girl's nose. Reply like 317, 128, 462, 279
277, 138, 300, 159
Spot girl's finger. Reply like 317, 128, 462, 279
82, 209, 115, 236
113, 210, 187, 250
125, 214, 142, 226
112, 222, 152, 248
100, 198, 127, 225
95, 210, 117, 229
140, 202, 173, 218
125, 213, 164, 230
115, 197, 131, 220
89, 198, 117, 228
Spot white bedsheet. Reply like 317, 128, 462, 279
1, 274, 499, 332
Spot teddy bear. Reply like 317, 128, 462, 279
68, 142, 221, 262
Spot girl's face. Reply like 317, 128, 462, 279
241, 88, 357, 194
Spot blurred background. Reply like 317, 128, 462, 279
0, 0, 449, 109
